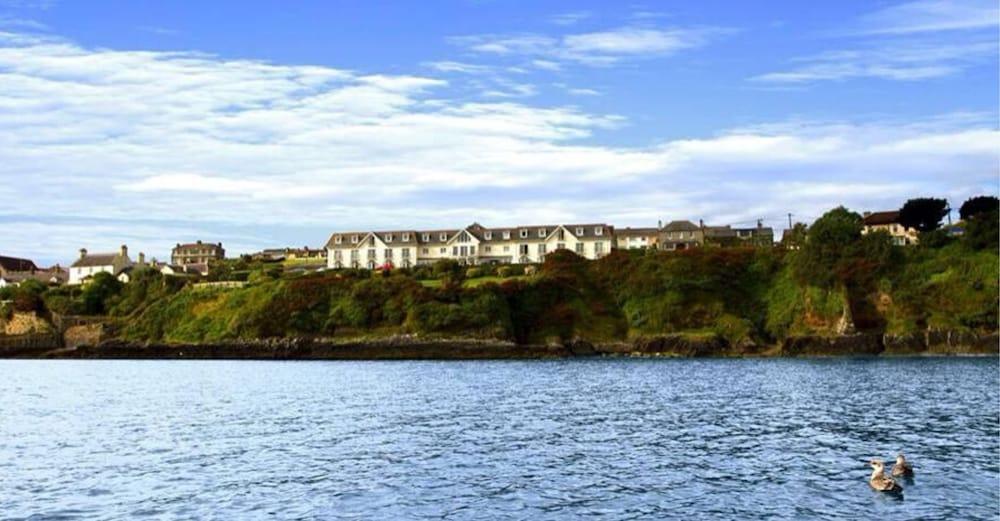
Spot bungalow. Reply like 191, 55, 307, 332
68, 245, 134, 285
862, 211, 918, 246
326, 222, 614, 269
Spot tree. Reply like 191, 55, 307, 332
781, 222, 808, 249
898, 198, 949, 233
81, 272, 123, 315
793, 206, 863, 288
963, 208, 999, 251
959, 195, 999, 221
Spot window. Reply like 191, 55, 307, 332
557, 242, 566, 250
575, 243, 584, 254
385, 234, 393, 243
335, 236, 342, 244
458, 231, 470, 243
453, 246, 458, 256
520, 229, 528, 238
460, 246, 468, 256
595, 242, 604, 254
351, 250, 359, 260
469, 246, 476, 255
502, 231, 511, 239
557, 229, 565, 240
484, 246, 492, 253
503, 245, 510, 252
538, 228, 546, 237
594, 227, 603, 236
484, 231, 492, 240
402, 248, 410, 258
351, 235, 359, 244
367, 249, 376, 259
421, 248, 429, 254
538, 244, 547, 255
575, 227, 584, 236
519, 244, 529, 255
384, 249, 393, 258
440, 233, 448, 241
422, 233, 430, 242
440, 247, 446, 254
402, 233, 410, 242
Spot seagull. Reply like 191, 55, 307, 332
891, 453, 914, 478
868, 459, 903, 493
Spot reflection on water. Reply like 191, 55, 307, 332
1, 357, 998, 520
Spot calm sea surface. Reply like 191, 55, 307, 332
1, 358, 998, 520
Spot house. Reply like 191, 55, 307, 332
68, 245, 133, 285
0, 255, 38, 277
862, 211, 919, 246
172, 241, 224, 274
705, 221, 774, 247
326, 222, 614, 269
658, 220, 704, 251
615, 227, 660, 250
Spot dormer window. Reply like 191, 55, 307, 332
335, 236, 342, 244
440, 233, 448, 241
520, 229, 528, 238
538, 228, 546, 238
402, 233, 410, 242
385, 234, 393, 243
351, 235, 359, 244
484, 231, 492, 240
502, 231, 511, 240
422, 233, 430, 242
575, 227, 584, 236
594, 227, 603, 236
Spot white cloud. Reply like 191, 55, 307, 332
855, 0, 998, 35
0, 31, 996, 264
550, 11, 591, 26
450, 26, 728, 66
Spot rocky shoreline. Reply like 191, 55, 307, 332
2, 331, 996, 360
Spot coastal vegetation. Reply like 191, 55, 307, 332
4, 201, 997, 353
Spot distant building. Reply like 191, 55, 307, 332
658, 220, 704, 251
69, 245, 133, 285
862, 211, 918, 246
615, 227, 659, 250
172, 241, 224, 274
326, 222, 613, 269
705, 221, 774, 247
0, 255, 39, 277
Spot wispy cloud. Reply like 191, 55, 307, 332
854, 0, 998, 35
752, 39, 995, 83
450, 25, 730, 66
550, 11, 591, 26
754, 0, 998, 84
137, 25, 179, 36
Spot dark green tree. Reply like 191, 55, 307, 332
898, 198, 949, 233
959, 195, 999, 221
792, 207, 863, 288
81, 271, 123, 315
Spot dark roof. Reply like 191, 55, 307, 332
863, 211, 900, 226
71, 253, 122, 268
0, 255, 38, 272
174, 241, 223, 251
661, 220, 700, 232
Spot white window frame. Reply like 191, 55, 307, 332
351, 235, 359, 244
575, 227, 584, 236
385, 234, 393, 243
484, 231, 492, 240
335, 236, 342, 245
402, 233, 410, 242
594, 227, 603, 236
422, 233, 430, 242
538, 229, 546, 238
440, 233, 448, 241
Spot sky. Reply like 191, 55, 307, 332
0, 0, 997, 265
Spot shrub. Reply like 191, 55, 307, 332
465, 267, 483, 279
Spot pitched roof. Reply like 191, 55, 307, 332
71, 253, 121, 268
661, 220, 700, 232
326, 223, 613, 248
0, 255, 38, 272
863, 211, 901, 226
615, 227, 659, 237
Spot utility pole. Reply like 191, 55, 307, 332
787, 213, 793, 229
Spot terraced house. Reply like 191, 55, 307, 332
325, 223, 613, 269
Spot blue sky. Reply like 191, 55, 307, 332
1, 0, 997, 264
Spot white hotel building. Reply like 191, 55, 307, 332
326, 223, 613, 269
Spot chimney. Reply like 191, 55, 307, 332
863, 211, 872, 217
699, 219, 704, 228
196, 240, 202, 244
657, 219, 662, 229
138, 252, 146, 265
120, 244, 128, 258
79, 248, 87, 259
757, 219, 763, 228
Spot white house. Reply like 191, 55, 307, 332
68, 245, 133, 285
326, 222, 614, 269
